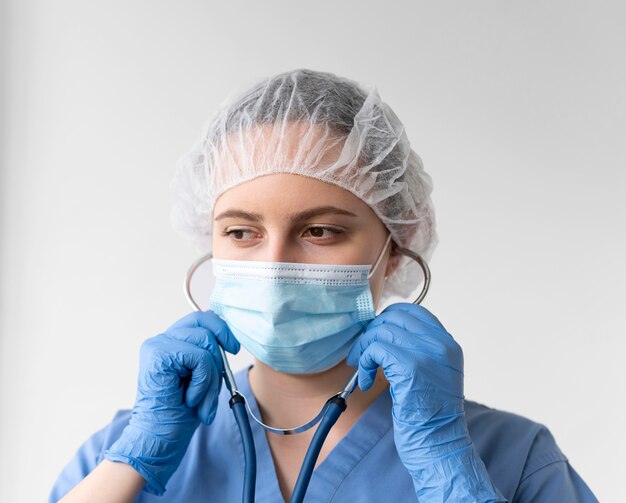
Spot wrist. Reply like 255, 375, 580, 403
103, 420, 195, 495
103, 451, 166, 495
407, 443, 508, 503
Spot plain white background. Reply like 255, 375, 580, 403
1, 1, 624, 501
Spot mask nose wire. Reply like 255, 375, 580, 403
367, 233, 393, 280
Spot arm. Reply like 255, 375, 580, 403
348, 303, 506, 502
50, 311, 240, 500
59, 460, 145, 503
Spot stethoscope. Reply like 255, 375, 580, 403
184, 246, 430, 503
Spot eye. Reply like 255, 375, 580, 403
302, 226, 343, 240
222, 228, 259, 242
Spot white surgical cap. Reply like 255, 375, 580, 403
170, 68, 438, 303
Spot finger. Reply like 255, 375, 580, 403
346, 327, 397, 390
357, 360, 378, 392
197, 379, 220, 425
366, 310, 443, 340
358, 340, 407, 391
165, 326, 216, 349
165, 327, 224, 370
348, 324, 411, 368
184, 347, 222, 409
196, 350, 223, 424
379, 303, 448, 332
167, 311, 240, 354
348, 323, 460, 372
347, 325, 393, 369
366, 311, 454, 351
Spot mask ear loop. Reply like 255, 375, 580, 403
341, 240, 432, 398
367, 233, 393, 279
365, 233, 431, 304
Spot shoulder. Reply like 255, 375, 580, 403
465, 399, 567, 469
464, 400, 568, 498
465, 400, 555, 446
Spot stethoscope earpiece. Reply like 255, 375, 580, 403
394, 246, 431, 305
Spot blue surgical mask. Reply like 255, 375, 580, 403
209, 235, 392, 374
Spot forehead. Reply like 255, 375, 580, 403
213, 173, 371, 217
212, 121, 345, 177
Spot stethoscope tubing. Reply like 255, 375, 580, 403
229, 395, 257, 503
289, 396, 347, 503
184, 245, 430, 502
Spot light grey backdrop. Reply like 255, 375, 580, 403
1, 1, 623, 501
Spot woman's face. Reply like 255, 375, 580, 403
212, 173, 399, 307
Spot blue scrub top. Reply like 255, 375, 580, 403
49, 369, 598, 502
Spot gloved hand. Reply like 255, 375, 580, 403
347, 303, 507, 502
104, 311, 240, 495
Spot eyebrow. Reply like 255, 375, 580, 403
214, 206, 358, 223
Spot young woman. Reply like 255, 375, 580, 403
50, 69, 598, 502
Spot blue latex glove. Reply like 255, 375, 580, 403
347, 303, 507, 502
104, 311, 240, 495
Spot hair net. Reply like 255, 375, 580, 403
171, 68, 437, 303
